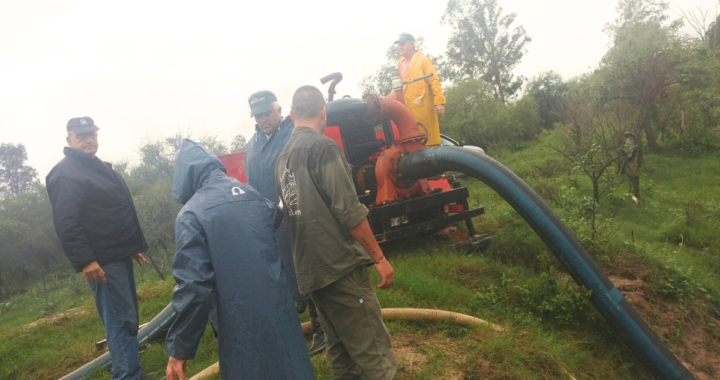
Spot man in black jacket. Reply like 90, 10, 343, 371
46, 117, 149, 380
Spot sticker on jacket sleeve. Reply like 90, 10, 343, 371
280, 168, 299, 206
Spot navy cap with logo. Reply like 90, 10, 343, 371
248, 90, 278, 118
394, 33, 415, 44
66, 117, 99, 134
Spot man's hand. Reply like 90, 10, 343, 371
435, 104, 446, 117
166, 356, 188, 380
132, 253, 149, 267
349, 219, 395, 289
374, 258, 394, 289
82, 261, 106, 283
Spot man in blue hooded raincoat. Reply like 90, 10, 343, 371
165, 139, 315, 380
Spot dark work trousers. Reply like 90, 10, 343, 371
89, 257, 142, 380
310, 265, 397, 380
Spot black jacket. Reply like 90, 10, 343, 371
46, 147, 148, 272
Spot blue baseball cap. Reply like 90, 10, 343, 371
66, 117, 99, 134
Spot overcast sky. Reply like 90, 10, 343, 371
1, 0, 717, 177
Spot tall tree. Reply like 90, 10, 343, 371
230, 135, 247, 152
441, 79, 541, 150
706, 13, 720, 50
441, 0, 531, 103
605, 0, 678, 33
600, 21, 683, 151
134, 140, 176, 182
555, 76, 627, 212
0, 143, 39, 197
526, 71, 568, 130
0, 187, 62, 298
197, 135, 228, 156
681, 6, 720, 49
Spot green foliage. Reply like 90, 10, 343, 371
706, 13, 720, 49
605, 0, 680, 34
132, 177, 181, 275
0, 186, 64, 300
197, 135, 229, 156
659, 199, 720, 250
442, 0, 531, 103
525, 71, 568, 130
644, 243, 715, 303
230, 134, 247, 152
0, 143, 39, 198
441, 79, 542, 151
552, 78, 627, 206
599, 16, 685, 151
475, 266, 595, 327
671, 42, 720, 155
133, 139, 177, 183
0, 301, 14, 316
671, 128, 720, 156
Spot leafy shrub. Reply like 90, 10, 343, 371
441, 79, 543, 151
0, 301, 13, 316
673, 128, 720, 156
659, 200, 720, 249
478, 270, 595, 326
646, 243, 716, 303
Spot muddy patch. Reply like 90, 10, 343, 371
392, 334, 464, 380
137, 287, 161, 301
447, 262, 497, 290
23, 306, 91, 330
609, 276, 720, 380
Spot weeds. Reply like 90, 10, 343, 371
477, 269, 595, 327
36, 273, 59, 316
0, 301, 13, 316
66, 273, 87, 296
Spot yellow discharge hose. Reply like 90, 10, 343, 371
189, 362, 220, 380
190, 308, 503, 380
302, 307, 505, 334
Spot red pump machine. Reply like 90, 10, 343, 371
220, 73, 484, 243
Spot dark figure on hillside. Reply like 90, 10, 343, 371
164, 139, 315, 380
245, 90, 326, 355
276, 86, 397, 380
46, 117, 149, 380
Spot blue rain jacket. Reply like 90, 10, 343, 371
245, 116, 302, 300
165, 139, 315, 380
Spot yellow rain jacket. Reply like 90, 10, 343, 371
398, 50, 446, 146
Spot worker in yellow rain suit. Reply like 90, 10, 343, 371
395, 33, 446, 146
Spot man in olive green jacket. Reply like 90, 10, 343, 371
276, 86, 397, 380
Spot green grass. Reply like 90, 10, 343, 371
1, 137, 718, 379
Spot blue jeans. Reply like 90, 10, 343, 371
89, 257, 142, 380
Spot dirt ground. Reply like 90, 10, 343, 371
609, 275, 720, 380
23, 306, 90, 330
392, 334, 466, 380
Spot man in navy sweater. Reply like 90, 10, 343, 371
245, 90, 326, 354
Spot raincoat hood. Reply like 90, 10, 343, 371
172, 139, 226, 205
165, 141, 314, 378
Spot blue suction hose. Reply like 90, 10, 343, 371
59, 303, 177, 380
397, 146, 695, 380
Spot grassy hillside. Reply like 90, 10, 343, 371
1, 134, 718, 380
